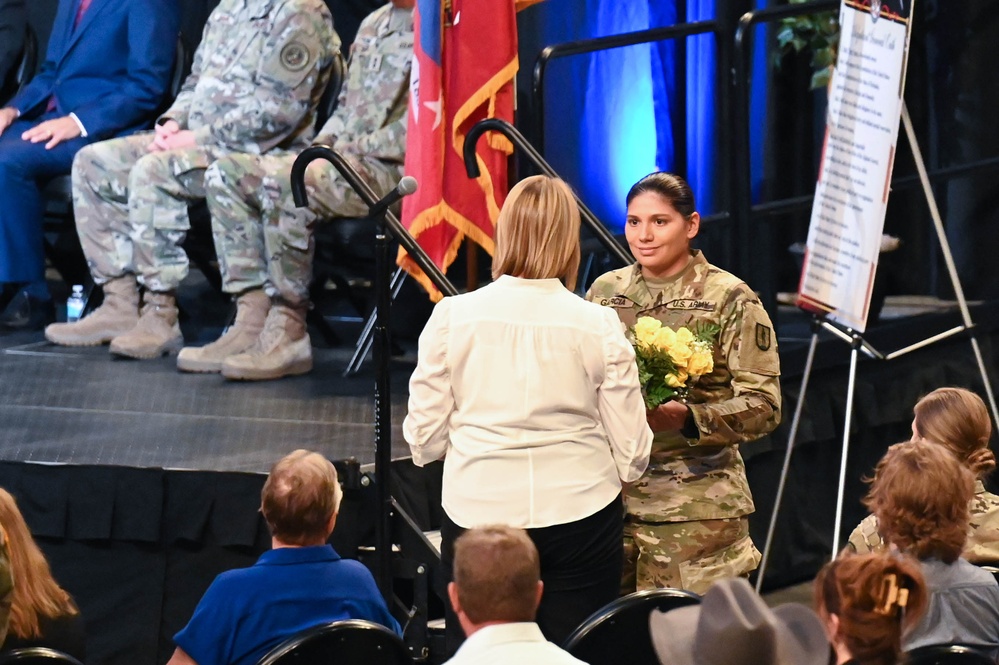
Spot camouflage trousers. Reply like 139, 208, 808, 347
73, 132, 217, 291
621, 516, 761, 596
204, 151, 401, 304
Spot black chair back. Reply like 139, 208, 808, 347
170, 34, 193, 101
562, 588, 701, 665
905, 644, 996, 665
0, 647, 84, 665
315, 50, 347, 131
1, 23, 37, 104
255, 619, 410, 665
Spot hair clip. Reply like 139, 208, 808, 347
875, 573, 909, 616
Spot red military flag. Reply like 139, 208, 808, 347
399, 0, 538, 300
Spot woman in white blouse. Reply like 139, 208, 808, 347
404, 175, 653, 654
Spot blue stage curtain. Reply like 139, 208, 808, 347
518, 0, 769, 229
685, 0, 716, 214
749, 0, 770, 203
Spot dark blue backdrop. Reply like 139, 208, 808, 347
517, 0, 769, 231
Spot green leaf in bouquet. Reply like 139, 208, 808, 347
692, 321, 721, 344
645, 383, 677, 411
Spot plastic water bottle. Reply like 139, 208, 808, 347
66, 285, 85, 323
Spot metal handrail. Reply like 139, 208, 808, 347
290, 146, 457, 297
531, 20, 717, 155
747, 153, 999, 222
463, 118, 632, 267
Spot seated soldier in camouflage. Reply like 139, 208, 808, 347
585, 172, 782, 595
44, 0, 340, 359
173, 0, 414, 381
848, 387, 999, 563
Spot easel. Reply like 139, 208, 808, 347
755, 102, 999, 591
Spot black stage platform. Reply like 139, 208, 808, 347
1, 278, 998, 665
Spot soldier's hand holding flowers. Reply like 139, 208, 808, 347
629, 316, 718, 410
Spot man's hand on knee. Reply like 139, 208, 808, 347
158, 129, 196, 150
0, 108, 17, 137
149, 119, 181, 152
21, 116, 81, 149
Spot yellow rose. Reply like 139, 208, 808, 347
687, 349, 714, 377
653, 326, 677, 350
665, 369, 689, 388
634, 317, 662, 346
675, 327, 695, 344
669, 342, 692, 364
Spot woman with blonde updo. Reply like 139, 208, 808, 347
0, 488, 85, 660
848, 387, 999, 562
815, 553, 927, 665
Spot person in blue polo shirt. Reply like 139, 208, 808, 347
165, 449, 400, 665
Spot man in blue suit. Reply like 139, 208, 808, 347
0, 0, 178, 329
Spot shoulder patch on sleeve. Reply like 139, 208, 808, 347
281, 41, 313, 71
755, 322, 772, 351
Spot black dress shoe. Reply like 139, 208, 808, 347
0, 291, 56, 331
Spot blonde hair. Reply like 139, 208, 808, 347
913, 387, 995, 478
0, 488, 78, 638
261, 450, 342, 546
491, 175, 581, 291
865, 440, 974, 563
815, 552, 927, 665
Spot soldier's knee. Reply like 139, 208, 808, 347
72, 143, 107, 188
129, 152, 171, 187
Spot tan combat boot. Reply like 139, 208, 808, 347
44, 275, 140, 347
221, 302, 312, 381
177, 289, 271, 373
109, 291, 183, 359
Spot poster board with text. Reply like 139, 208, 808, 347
796, 0, 914, 332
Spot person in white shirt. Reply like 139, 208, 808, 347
444, 526, 588, 665
404, 174, 653, 655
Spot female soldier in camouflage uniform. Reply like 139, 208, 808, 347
847, 387, 999, 563
585, 172, 781, 594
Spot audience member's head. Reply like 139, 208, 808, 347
912, 387, 995, 479
0, 487, 78, 639
491, 175, 581, 291
261, 450, 342, 546
814, 552, 927, 665
649, 577, 829, 665
448, 525, 542, 635
865, 440, 974, 563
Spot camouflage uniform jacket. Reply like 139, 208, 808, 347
161, 0, 339, 154
585, 250, 782, 522
313, 2, 413, 164
848, 480, 999, 564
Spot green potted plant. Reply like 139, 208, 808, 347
774, 0, 840, 90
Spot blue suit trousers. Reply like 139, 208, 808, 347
0, 111, 90, 283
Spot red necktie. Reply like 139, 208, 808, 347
74, 0, 92, 29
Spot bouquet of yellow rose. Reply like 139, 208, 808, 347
629, 316, 719, 410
